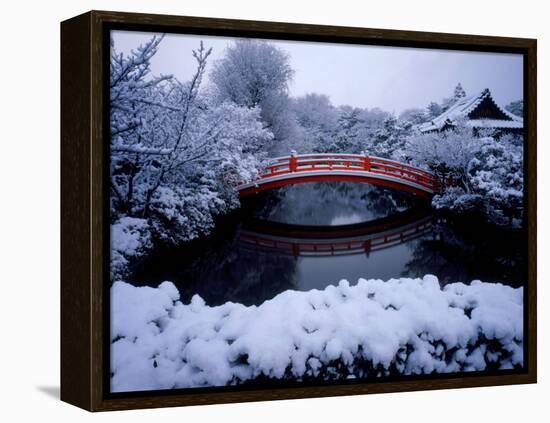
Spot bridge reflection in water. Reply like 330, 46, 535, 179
239, 209, 436, 258
128, 200, 524, 306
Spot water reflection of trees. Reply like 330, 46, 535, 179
248, 182, 425, 226
129, 220, 299, 306
403, 218, 526, 287
183, 244, 299, 306
130, 185, 525, 307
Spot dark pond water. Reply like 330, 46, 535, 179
129, 182, 527, 306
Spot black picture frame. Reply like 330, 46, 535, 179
61, 10, 537, 411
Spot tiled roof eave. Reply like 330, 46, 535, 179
467, 119, 523, 129
417, 119, 523, 133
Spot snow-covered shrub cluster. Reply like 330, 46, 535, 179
110, 217, 152, 280
405, 120, 481, 178
111, 275, 523, 392
406, 123, 524, 226
468, 136, 524, 226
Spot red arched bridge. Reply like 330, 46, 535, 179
237, 153, 440, 198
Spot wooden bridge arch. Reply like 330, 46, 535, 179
236, 153, 439, 198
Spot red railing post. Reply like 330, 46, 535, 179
289, 150, 297, 172
363, 239, 371, 257
292, 243, 300, 258
361, 151, 371, 171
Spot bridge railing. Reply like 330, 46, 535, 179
261, 153, 438, 192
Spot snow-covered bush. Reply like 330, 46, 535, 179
405, 120, 481, 181
431, 187, 484, 214
468, 137, 524, 226
111, 276, 523, 392
407, 122, 524, 226
110, 217, 152, 280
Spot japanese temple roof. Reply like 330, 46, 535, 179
416, 88, 523, 133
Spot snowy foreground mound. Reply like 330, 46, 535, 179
111, 276, 523, 392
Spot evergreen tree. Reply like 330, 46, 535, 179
505, 100, 524, 118
332, 107, 364, 153
398, 108, 428, 125
426, 101, 443, 119
454, 82, 467, 100
370, 116, 410, 159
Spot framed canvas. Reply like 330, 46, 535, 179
60, 10, 537, 411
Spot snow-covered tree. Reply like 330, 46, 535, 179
309, 105, 384, 154
426, 101, 443, 119
505, 100, 524, 118
368, 116, 411, 159
290, 93, 338, 153
330, 106, 368, 153
145, 102, 273, 244
468, 138, 524, 225
210, 40, 293, 108
406, 119, 481, 185
293, 94, 337, 131
429, 83, 467, 115
288, 94, 393, 155
356, 108, 391, 130
453, 82, 467, 100
399, 108, 428, 125
210, 40, 294, 146
110, 37, 274, 262
499, 132, 524, 148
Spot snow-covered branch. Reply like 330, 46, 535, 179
111, 145, 173, 156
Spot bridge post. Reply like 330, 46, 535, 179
361, 151, 371, 171
363, 239, 371, 257
289, 150, 297, 172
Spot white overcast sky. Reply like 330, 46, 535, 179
112, 30, 523, 114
